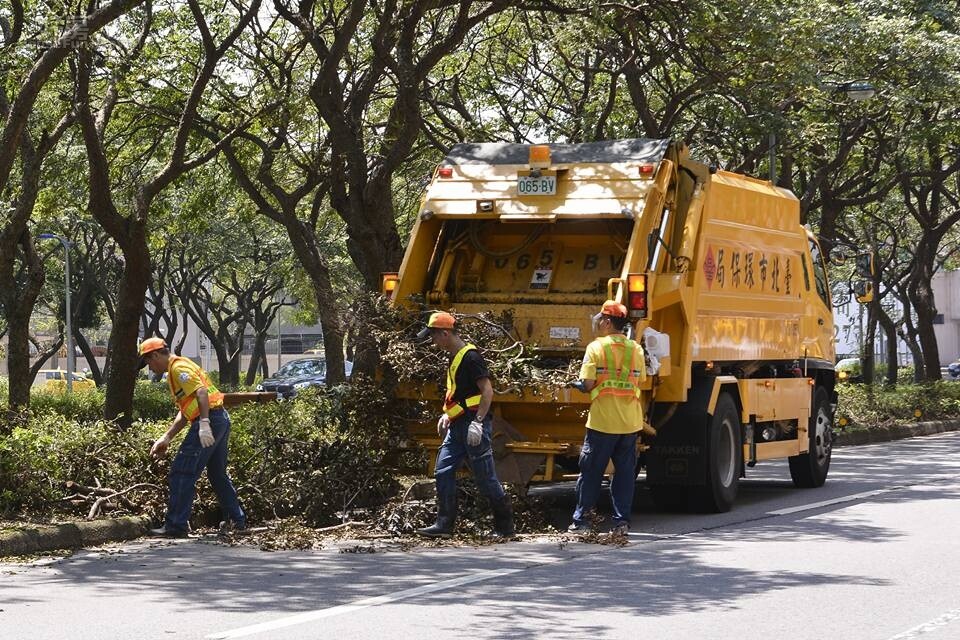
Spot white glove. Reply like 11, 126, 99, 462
467, 418, 483, 446
437, 414, 450, 437
198, 419, 215, 447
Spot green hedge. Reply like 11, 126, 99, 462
0, 382, 415, 527
836, 381, 960, 428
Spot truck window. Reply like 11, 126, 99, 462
808, 240, 831, 307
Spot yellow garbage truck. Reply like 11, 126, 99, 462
384, 139, 841, 512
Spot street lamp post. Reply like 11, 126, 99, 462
768, 80, 876, 185
38, 233, 74, 393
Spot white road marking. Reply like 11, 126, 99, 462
207, 478, 955, 639
765, 487, 897, 516
886, 607, 960, 640
205, 566, 526, 639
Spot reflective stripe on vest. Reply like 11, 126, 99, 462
167, 356, 224, 421
443, 344, 482, 419
589, 335, 642, 402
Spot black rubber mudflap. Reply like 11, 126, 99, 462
646, 377, 714, 486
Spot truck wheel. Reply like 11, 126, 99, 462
694, 392, 741, 513
789, 386, 833, 488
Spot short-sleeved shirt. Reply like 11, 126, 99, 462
168, 358, 223, 410
449, 349, 490, 405
579, 335, 646, 434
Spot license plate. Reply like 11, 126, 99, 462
517, 175, 557, 196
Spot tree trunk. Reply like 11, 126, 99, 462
1, 233, 46, 411
862, 305, 877, 385
102, 224, 151, 426
908, 251, 942, 382
875, 304, 900, 388
246, 330, 268, 385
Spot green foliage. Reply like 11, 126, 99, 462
0, 413, 167, 516
0, 381, 414, 527
24, 382, 174, 423
836, 381, 960, 428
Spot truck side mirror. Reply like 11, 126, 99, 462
855, 251, 875, 278
853, 280, 874, 303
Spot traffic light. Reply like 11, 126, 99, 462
853, 280, 874, 303
855, 251, 875, 278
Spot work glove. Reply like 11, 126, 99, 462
467, 418, 484, 446
198, 418, 215, 448
437, 414, 451, 437
566, 380, 587, 393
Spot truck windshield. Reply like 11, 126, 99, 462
808, 239, 831, 308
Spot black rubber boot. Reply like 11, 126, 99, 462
490, 495, 515, 539
417, 494, 457, 538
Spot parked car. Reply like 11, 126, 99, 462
256, 357, 353, 398
948, 360, 960, 379
835, 357, 862, 383
32, 369, 96, 392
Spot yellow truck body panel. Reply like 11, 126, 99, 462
392, 139, 837, 508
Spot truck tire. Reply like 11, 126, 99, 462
694, 392, 741, 513
789, 386, 833, 488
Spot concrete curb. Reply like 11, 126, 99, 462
0, 515, 151, 558
834, 418, 960, 447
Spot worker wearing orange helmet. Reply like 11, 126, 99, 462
139, 337, 245, 537
567, 300, 646, 534
415, 312, 513, 539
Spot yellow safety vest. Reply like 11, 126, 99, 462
167, 356, 224, 421
443, 344, 483, 419
590, 335, 643, 402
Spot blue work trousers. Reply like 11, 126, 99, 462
434, 413, 506, 502
165, 408, 245, 533
572, 429, 639, 527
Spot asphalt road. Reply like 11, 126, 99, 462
3, 432, 960, 640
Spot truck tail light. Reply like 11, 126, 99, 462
627, 273, 647, 318
638, 163, 656, 179
437, 166, 453, 178
381, 273, 399, 297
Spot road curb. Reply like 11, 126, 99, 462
834, 419, 960, 447
0, 515, 152, 558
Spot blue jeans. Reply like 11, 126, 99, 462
572, 429, 638, 527
165, 408, 245, 532
434, 413, 506, 502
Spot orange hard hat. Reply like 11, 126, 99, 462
417, 311, 456, 339
138, 337, 167, 368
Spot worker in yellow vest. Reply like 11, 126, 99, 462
567, 301, 646, 534
139, 337, 246, 537
415, 312, 514, 539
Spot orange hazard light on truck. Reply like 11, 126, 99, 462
381, 273, 399, 298
529, 145, 551, 167
627, 273, 648, 319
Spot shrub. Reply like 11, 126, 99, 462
0, 381, 415, 528
836, 381, 960, 428
0, 412, 168, 517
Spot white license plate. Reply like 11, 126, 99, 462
517, 175, 557, 196
549, 326, 580, 340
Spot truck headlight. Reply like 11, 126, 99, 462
256, 384, 264, 391
293, 381, 311, 390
